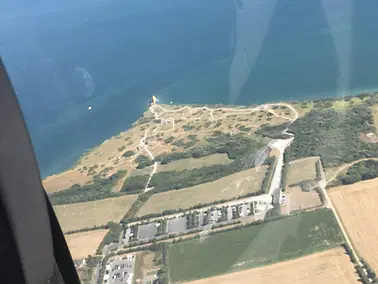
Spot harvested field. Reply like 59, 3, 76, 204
186, 247, 358, 284
329, 178, 378, 271
54, 195, 138, 232
65, 229, 108, 260
286, 157, 319, 186
136, 166, 268, 217
167, 209, 343, 283
43, 170, 91, 193
285, 186, 322, 213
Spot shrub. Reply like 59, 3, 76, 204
122, 150, 135, 158
136, 154, 154, 169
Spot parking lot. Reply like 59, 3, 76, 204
137, 223, 158, 241
123, 200, 269, 246
104, 254, 135, 284
167, 217, 187, 234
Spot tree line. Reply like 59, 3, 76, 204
342, 243, 378, 284
96, 221, 123, 255
49, 170, 127, 205
65, 225, 107, 235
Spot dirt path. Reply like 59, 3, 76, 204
317, 161, 362, 268
131, 102, 298, 193
326, 157, 378, 185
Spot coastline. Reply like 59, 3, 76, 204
41, 87, 378, 180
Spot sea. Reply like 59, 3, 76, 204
1, 0, 378, 177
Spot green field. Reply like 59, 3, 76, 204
130, 154, 231, 177
166, 209, 343, 283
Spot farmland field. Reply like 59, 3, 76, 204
66, 229, 108, 260
186, 247, 358, 284
136, 166, 268, 217
286, 157, 319, 187
167, 209, 343, 283
329, 178, 378, 271
55, 194, 138, 232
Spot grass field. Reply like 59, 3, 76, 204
156, 154, 232, 172
130, 154, 232, 177
286, 157, 319, 187
66, 229, 108, 260
325, 164, 347, 182
166, 209, 343, 283
43, 169, 91, 193
186, 247, 358, 284
55, 195, 138, 232
136, 166, 268, 217
329, 178, 378, 271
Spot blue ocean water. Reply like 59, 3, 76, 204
1, 0, 378, 177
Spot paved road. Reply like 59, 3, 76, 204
268, 138, 294, 196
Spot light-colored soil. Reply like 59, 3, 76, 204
186, 247, 359, 284
65, 229, 108, 260
43, 170, 91, 193
54, 195, 138, 232
286, 157, 319, 186
285, 186, 322, 213
329, 178, 378, 271
136, 166, 268, 217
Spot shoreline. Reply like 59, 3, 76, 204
41, 87, 378, 180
